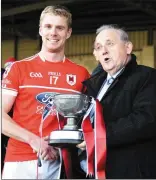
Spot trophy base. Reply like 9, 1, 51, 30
48, 130, 83, 148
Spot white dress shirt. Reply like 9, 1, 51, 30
97, 67, 124, 101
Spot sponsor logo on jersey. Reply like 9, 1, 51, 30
36, 92, 60, 118
30, 72, 43, 78
36, 92, 59, 104
66, 74, 76, 86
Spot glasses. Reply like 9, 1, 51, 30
94, 41, 115, 51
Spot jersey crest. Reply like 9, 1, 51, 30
66, 74, 76, 86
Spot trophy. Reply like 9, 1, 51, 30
48, 93, 90, 147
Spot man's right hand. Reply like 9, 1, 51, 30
29, 136, 59, 161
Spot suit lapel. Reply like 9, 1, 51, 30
83, 55, 137, 100
100, 68, 125, 100
101, 78, 119, 99
83, 71, 107, 98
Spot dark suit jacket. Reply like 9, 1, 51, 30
83, 55, 156, 178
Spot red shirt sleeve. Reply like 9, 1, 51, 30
2, 62, 20, 96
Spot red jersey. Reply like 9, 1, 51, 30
2, 54, 90, 161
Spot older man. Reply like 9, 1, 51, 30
78, 24, 156, 178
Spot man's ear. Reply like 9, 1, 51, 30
126, 41, 133, 55
93, 50, 99, 62
39, 27, 42, 37
66, 28, 72, 39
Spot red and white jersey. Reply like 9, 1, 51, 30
2, 54, 90, 161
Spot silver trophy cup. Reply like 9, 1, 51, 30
48, 94, 90, 147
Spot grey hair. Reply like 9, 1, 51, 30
96, 24, 129, 42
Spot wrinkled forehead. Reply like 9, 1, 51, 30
95, 29, 121, 44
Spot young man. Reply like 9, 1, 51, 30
78, 25, 156, 178
2, 5, 90, 179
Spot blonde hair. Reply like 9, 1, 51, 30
39, 5, 72, 28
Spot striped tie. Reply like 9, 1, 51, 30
90, 77, 114, 123
107, 77, 114, 85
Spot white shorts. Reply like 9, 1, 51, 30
2, 159, 61, 179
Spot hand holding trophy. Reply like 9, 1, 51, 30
48, 93, 90, 148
